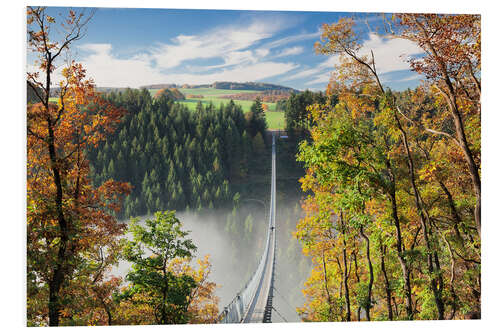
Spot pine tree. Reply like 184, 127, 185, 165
244, 214, 254, 241
85, 88, 263, 216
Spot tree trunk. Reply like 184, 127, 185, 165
353, 252, 361, 321
99, 297, 113, 326
385, 158, 413, 320
161, 262, 168, 324
419, 23, 481, 237
47, 111, 70, 327
340, 211, 351, 322
321, 251, 334, 320
360, 226, 373, 321
393, 109, 445, 320
379, 242, 393, 320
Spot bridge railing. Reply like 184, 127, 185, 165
218, 211, 272, 323
218, 136, 275, 324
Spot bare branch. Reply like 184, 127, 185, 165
395, 104, 461, 146
27, 79, 46, 105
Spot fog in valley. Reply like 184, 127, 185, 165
111, 200, 309, 322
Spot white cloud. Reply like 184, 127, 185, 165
274, 46, 304, 58
305, 72, 334, 86
262, 30, 320, 49
162, 61, 299, 85
77, 43, 166, 87
288, 33, 423, 86
81, 43, 112, 54
255, 48, 270, 58
287, 56, 339, 81
66, 43, 298, 87
359, 33, 423, 74
287, 67, 322, 81
204, 50, 257, 70
150, 18, 283, 70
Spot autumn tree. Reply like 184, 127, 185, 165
313, 18, 421, 319
296, 15, 480, 322
391, 14, 481, 236
153, 88, 186, 101
121, 211, 198, 324
167, 256, 220, 324
113, 255, 219, 325
27, 6, 130, 326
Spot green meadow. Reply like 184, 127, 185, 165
151, 88, 284, 129
48, 87, 286, 129
264, 111, 285, 130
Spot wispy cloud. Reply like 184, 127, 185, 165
290, 32, 423, 87
63, 16, 304, 87
74, 43, 298, 87
160, 61, 299, 85
150, 17, 285, 70
77, 43, 167, 87
382, 73, 424, 83
287, 56, 339, 81
273, 46, 304, 58
360, 33, 423, 73
262, 30, 321, 49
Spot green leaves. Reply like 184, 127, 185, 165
122, 211, 197, 324
126, 212, 197, 262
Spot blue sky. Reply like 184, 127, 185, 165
30, 7, 425, 91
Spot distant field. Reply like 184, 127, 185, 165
150, 88, 275, 110
45, 88, 285, 129
180, 98, 261, 111
265, 111, 285, 130
149, 87, 284, 129
178, 88, 260, 96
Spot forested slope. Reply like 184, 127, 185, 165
87, 89, 265, 218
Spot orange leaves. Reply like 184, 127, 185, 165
164, 255, 219, 323
295, 13, 482, 322
419, 161, 439, 181
27, 7, 130, 326
27, 12, 34, 25
315, 18, 359, 56
112, 255, 219, 325
395, 14, 480, 77
186, 256, 219, 324
341, 89, 376, 120
56, 274, 124, 326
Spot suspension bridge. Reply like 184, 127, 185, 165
218, 134, 278, 324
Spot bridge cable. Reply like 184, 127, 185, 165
273, 286, 298, 315
272, 307, 289, 322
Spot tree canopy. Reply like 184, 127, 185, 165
295, 14, 480, 322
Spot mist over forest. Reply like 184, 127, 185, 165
113, 193, 310, 322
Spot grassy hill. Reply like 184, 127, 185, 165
47, 87, 286, 129
151, 87, 285, 130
